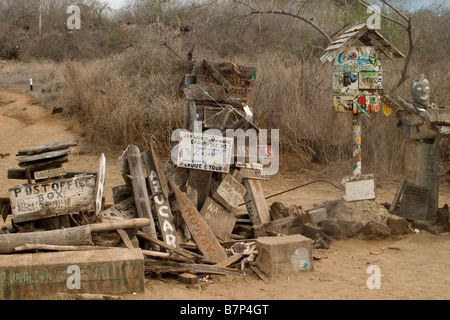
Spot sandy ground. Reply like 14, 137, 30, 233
0, 88, 449, 300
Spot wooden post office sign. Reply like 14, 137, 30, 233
9, 174, 96, 223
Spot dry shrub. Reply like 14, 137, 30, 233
59, 43, 186, 152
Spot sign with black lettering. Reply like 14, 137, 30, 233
177, 132, 233, 173
9, 175, 96, 223
398, 183, 430, 221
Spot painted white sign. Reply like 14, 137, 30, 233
177, 132, 234, 173
34, 167, 67, 180
9, 175, 96, 223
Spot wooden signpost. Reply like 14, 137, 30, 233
9, 174, 96, 223
143, 150, 179, 249
169, 180, 228, 263
95, 153, 106, 215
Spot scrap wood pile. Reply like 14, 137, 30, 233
0, 59, 328, 283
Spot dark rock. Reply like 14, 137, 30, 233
270, 202, 290, 220
363, 221, 391, 238
412, 220, 444, 235
387, 214, 411, 235
436, 206, 450, 232
319, 220, 345, 239
336, 220, 364, 238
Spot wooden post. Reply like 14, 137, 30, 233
143, 151, 179, 249
125, 145, 158, 245
352, 114, 362, 176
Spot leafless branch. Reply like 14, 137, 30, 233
233, 0, 332, 43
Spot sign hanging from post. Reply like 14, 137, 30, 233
177, 131, 234, 173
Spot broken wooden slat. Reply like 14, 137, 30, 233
16, 141, 77, 156
243, 179, 271, 225
143, 151, 179, 249
199, 197, 236, 241
125, 145, 158, 241
117, 229, 134, 249
170, 180, 228, 263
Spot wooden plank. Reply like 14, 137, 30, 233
16, 149, 70, 163
125, 145, 158, 241
16, 141, 77, 156
150, 141, 169, 199
14, 243, 112, 252
212, 173, 246, 212
0, 225, 94, 254
117, 229, 134, 249
18, 155, 69, 169
95, 153, 106, 215
390, 178, 406, 213
143, 151, 179, 249
9, 174, 96, 223
200, 197, 236, 241
243, 179, 271, 225
144, 259, 240, 275
170, 180, 228, 263
8, 169, 96, 180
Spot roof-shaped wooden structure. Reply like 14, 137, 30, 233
320, 23, 405, 63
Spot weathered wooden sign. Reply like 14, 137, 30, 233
34, 167, 67, 180
99, 197, 137, 222
398, 183, 430, 221
9, 174, 96, 223
243, 179, 271, 226
16, 142, 77, 156
143, 151, 178, 249
212, 173, 246, 212
170, 180, 228, 263
177, 131, 234, 173
200, 197, 236, 241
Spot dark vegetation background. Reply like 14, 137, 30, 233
0, 0, 449, 177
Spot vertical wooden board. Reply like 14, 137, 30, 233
126, 145, 158, 240
150, 141, 169, 199
200, 197, 236, 241
95, 153, 106, 215
243, 179, 271, 225
187, 169, 212, 209
143, 151, 179, 249
170, 180, 228, 263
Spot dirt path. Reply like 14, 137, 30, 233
0, 89, 449, 300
